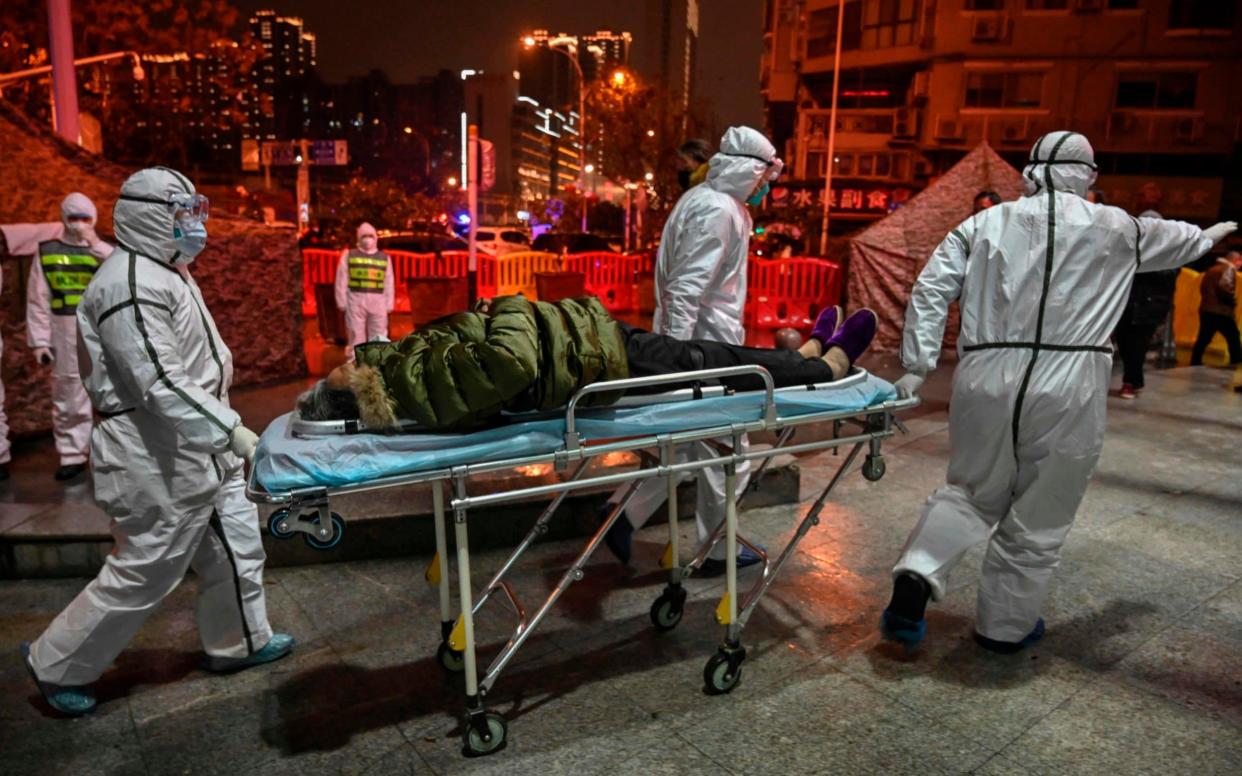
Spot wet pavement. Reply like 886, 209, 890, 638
1, 357, 1239, 774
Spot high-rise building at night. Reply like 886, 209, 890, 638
580, 30, 633, 83
642, 0, 699, 110
761, 0, 1241, 228
246, 10, 319, 140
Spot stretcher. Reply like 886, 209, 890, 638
246, 366, 917, 757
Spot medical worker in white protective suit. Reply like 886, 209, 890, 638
27, 194, 115, 480
334, 221, 394, 360
20, 167, 294, 716
882, 131, 1237, 653
602, 126, 784, 575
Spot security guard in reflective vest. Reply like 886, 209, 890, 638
27, 193, 114, 480
334, 221, 394, 360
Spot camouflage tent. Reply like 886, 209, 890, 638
0, 102, 306, 436
847, 144, 1026, 353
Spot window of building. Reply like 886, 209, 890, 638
1024, 0, 1067, 9
806, 1, 863, 57
1168, 0, 1235, 30
964, 72, 1044, 108
965, 0, 1005, 9
1115, 72, 1197, 109
861, 0, 920, 48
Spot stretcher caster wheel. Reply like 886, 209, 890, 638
862, 456, 886, 482
703, 649, 744, 695
436, 641, 465, 673
649, 586, 687, 632
462, 711, 507, 757
267, 509, 295, 539
303, 513, 345, 550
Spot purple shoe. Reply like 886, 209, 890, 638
823, 308, 877, 365
809, 305, 843, 345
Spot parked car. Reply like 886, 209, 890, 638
531, 232, 616, 255
473, 226, 530, 255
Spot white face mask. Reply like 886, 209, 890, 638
64, 220, 94, 241
173, 214, 208, 263
359, 235, 377, 252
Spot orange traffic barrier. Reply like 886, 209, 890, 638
745, 257, 844, 332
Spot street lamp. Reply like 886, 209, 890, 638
611, 69, 627, 88
584, 163, 595, 174
447, 176, 458, 188
523, 33, 588, 232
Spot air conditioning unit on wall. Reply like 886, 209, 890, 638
935, 117, 965, 140
1173, 116, 1204, 144
971, 14, 1009, 43
894, 108, 917, 139
911, 71, 930, 100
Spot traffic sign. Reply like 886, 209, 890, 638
256, 140, 348, 166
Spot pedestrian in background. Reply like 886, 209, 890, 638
335, 222, 394, 361
1191, 250, 1242, 366
972, 190, 1001, 214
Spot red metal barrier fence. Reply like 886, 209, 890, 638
302, 249, 841, 330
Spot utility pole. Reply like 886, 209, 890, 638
467, 123, 479, 303
47, 0, 80, 144
817, 0, 845, 256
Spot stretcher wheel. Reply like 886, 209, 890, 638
649, 585, 688, 632
462, 711, 508, 757
650, 596, 684, 632
267, 509, 295, 539
303, 513, 345, 550
862, 456, 886, 482
703, 650, 743, 695
437, 641, 465, 673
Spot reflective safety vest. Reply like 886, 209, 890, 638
38, 239, 101, 315
347, 251, 389, 293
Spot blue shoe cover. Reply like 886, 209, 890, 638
737, 543, 766, 568
19, 642, 96, 716
880, 610, 927, 646
207, 633, 295, 673
974, 619, 1046, 654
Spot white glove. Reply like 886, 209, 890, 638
229, 425, 260, 463
1204, 221, 1237, 245
893, 372, 925, 399
32, 347, 54, 365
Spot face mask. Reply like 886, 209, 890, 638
746, 182, 770, 207
64, 220, 93, 241
172, 214, 208, 263
359, 236, 377, 252
677, 169, 692, 191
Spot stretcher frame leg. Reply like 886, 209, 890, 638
650, 437, 689, 631
478, 477, 643, 694
433, 482, 452, 641
735, 441, 864, 631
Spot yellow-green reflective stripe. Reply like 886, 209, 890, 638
349, 257, 387, 267
348, 268, 385, 279
47, 272, 95, 291
41, 254, 99, 267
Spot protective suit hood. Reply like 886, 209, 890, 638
60, 192, 97, 227
1021, 131, 1097, 198
706, 126, 783, 203
113, 167, 198, 264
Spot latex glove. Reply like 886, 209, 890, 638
229, 425, 260, 463
1204, 221, 1237, 245
32, 347, 54, 366
893, 372, 925, 399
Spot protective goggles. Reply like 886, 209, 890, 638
119, 192, 210, 223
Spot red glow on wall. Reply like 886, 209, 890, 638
840, 90, 891, 97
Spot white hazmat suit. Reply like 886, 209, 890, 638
28, 168, 276, 686
892, 131, 1227, 642
26, 193, 114, 470
334, 221, 394, 360
621, 127, 784, 557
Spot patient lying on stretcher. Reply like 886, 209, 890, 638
296, 295, 876, 432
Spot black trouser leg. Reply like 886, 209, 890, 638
1191, 313, 1227, 366
1222, 316, 1242, 364
621, 326, 835, 393
1116, 322, 1158, 388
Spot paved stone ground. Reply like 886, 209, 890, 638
1, 365, 1240, 775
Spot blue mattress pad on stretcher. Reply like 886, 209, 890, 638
254, 373, 897, 493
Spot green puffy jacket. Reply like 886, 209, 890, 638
353, 295, 629, 430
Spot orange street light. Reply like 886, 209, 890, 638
611, 69, 627, 87
522, 36, 536, 48
447, 176, 458, 187
646, 129, 655, 137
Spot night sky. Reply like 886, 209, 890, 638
231, 0, 763, 132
